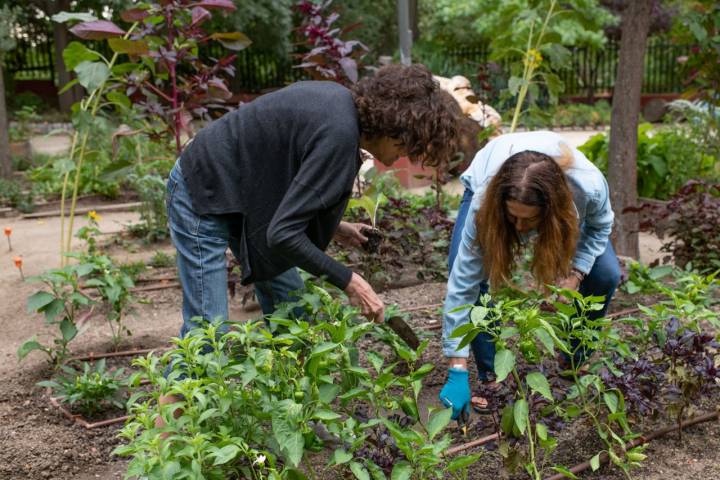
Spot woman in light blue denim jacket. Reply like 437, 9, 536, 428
438, 131, 621, 419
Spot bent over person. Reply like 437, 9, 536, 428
158, 63, 461, 419
439, 131, 621, 419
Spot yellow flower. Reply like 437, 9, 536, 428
88, 210, 102, 222
525, 48, 543, 69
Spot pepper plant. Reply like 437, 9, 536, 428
18, 261, 96, 368
115, 283, 481, 479
38, 358, 127, 416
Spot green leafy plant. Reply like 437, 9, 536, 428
579, 124, 719, 200
19, 262, 95, 367
126, 172, 169, 242
148, 250, 175, 269
38, 358, 127, 416
114, 283, 482, 479
9, 105, 40, 142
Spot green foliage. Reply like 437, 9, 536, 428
676, 1, 720, 104
508, 100, 611, 129
419, 0, 616, 50
0, 5, 18, 60
126, 172, 169, 243
9, 105, 40, 141
19, 263, 95, 367
114, 285, 481, 479
579, 123, 720, 199
0, 177, 36, 212
38, 359, 127, 416
148, 250, 175, 269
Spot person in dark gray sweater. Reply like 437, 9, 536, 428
166, 64, 460, 337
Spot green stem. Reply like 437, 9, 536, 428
511, 369, 541, 480
64, 24, 138, 257
304, 456, 318, 480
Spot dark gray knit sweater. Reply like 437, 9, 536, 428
179, 81, 360, 289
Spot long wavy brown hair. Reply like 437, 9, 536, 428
351, 63, 462, 168
475, 149, 579, 289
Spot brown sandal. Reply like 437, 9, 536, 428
471, 380, 502, 414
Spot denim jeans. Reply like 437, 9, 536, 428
448, 187, 621, 380
166, 161, 305, 338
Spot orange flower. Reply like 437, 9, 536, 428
13, 256, 24, 280
3, 227, 10, 236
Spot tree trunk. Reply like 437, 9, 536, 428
0, 62, 11, 179
50, 0, 83, 113
607, 0, 653, 258
409, 0, 419, 41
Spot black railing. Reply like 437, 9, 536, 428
442, 39, 691, 98
6, 29, 690, 96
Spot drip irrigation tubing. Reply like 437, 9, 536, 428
543, 409, 720, 480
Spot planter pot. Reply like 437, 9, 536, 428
373, 156, 435, 189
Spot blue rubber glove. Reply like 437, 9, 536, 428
439, 368, 471, 420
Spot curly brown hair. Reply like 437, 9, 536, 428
351, 63, 462, 168
475, 150, 579, 289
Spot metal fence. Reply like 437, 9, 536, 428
6, 30, 690, 96
443, 39, 691, 98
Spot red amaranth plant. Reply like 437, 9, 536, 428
293, 0, 368, 85
67, 1, 250, 155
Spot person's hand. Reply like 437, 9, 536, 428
555, 273, 582, 303
439, 367, 471, 420
344, 272, 384, 322
334, 221, 369, 249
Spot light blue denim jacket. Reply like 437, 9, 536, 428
443, 131, 614, 357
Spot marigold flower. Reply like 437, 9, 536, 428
3, 227, 10, 236
88, 210, 101, 222
13, 256, 22, 268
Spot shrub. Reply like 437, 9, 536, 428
635, 180, 720, 271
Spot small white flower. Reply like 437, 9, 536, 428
254, 454, 266, 466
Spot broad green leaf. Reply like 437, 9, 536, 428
18, 338, 44, 360
550, 466, 579, 479
426, 407, 452, 440
210, 32, 252, 51
535, 422, 548, 441
43, 299, 66, 322
60, 318, 78, 342
590, 453, 601, 471
390, 461, 412, 480
27, 291, 55, 313
603, 391, 618, 414
508, 76, 524, 96
74, 61, 110, 92
350, 461, 370, 480
312, 409, 341, 421
318, 383, 340, 404
329, 448, 352, 466
272, 413, 303, 467
367, 351, 384, 373
62, 41, 101, 70
210, 444, 239, 465
107, 38, 149, 55
526, 371, 553, 401
532, 327, 555, 355
446, 453, 482, 472
493, 349, 515, 382
310, 342, 339, 358
513, 399, 528, 435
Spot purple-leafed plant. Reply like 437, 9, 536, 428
659, 316, 720, 439
633, 180, 720, 271
293, 0, 368, 85
67, 1, 250, 155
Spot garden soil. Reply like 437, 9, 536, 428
0, 211, 717, 480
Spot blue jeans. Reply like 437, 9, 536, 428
448, 188, 621, 379
166, 161, 305, 338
